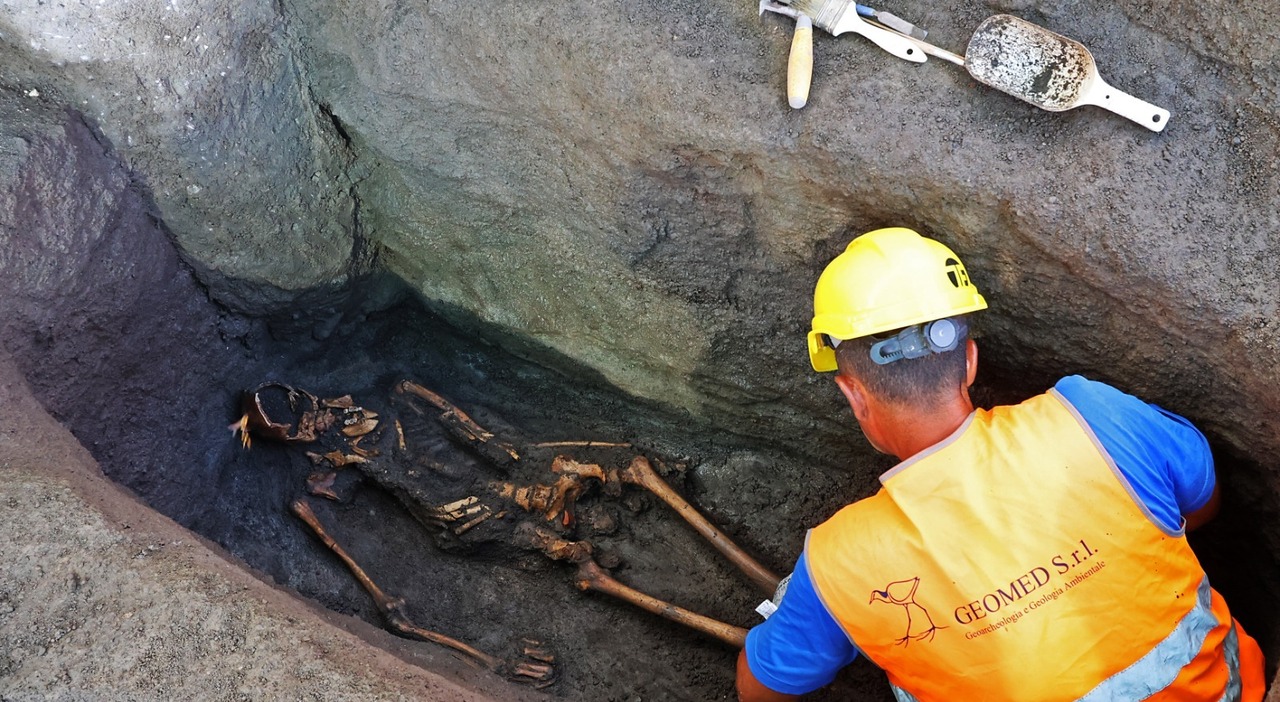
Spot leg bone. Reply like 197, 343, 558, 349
290, 499, 513, 673
517, 523, 748, 648
617, 456, 781, 596
576, 559, 748, 648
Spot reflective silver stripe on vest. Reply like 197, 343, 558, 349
1217, 623, 1242, 702
890, 685, 920, 702
1078, 577, 1230, 701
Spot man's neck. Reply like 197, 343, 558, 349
877, 392, 975, 461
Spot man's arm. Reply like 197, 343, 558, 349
734, 555, 858, 699
1054, 376, 1219, 534
737, 649, 799, 702
1184, 483, 1220, 531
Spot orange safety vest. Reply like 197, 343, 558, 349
806, 389, 1264, 701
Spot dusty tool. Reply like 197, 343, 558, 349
964, 14, 1168, 131
868, 13, 1169, 131
761, 2, 926, 44
760, 0, 932, 107
787, 14, 814, 108
778, 0, 926, 63
855, 4, 926, 41
862, 17, 965, 66
759, 1, 813, 109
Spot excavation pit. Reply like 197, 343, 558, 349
1, 110, 1277, 701
8, 252, 1279, 700
6, 270, 888, 700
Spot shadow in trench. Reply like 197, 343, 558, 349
1188, 447, 1280, 683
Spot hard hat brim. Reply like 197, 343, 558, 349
807, 330, 839, 372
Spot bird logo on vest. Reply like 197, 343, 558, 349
870, 577, 946, 645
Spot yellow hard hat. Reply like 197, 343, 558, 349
808, 227, 987, 372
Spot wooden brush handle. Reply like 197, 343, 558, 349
787, 15, 813, 108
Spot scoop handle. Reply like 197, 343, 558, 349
1079, 77, 1170, 133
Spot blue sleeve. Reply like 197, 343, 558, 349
744, 552, 858, 695
1054, 375, 1216, 533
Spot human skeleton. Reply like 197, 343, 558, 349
232, 380, 782, 687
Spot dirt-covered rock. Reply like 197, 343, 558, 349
0, 0, 360, 310
2, 0, 1277, 466
277, 0, 1280, 472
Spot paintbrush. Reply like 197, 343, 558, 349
761, 0, 933, 107
775, 0, 925, 62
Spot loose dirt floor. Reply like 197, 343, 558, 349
4, 241, 1279, 700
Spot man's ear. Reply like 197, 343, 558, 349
965, 339, 979, 388
834, 373, 871, 421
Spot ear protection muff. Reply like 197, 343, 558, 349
869, 318, 959, 365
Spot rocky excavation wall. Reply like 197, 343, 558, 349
1, 0, 1279, 698
4, 0, 1277, 461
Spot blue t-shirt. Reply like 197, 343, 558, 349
744, 375, 1217, 695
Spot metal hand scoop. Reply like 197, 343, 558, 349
964, 14, 1170, 132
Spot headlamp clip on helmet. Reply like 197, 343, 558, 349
866, 318, 959, 365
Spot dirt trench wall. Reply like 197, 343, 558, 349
1, 0, 1277, 469
282, 0, 1280, 455
0, 0, 360, 310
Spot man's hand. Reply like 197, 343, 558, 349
736, 650, 799, 702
